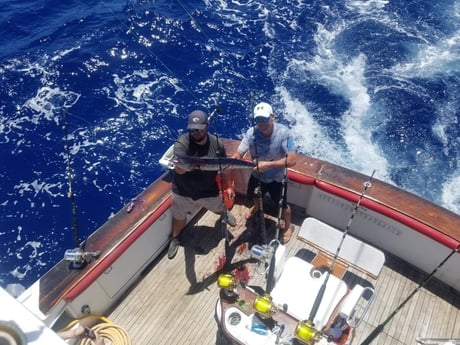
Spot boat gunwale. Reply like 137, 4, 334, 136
38, 173, 173, 315
288, 170, 459, 249
62, 196, 171, 302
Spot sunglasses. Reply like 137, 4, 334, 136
255, 116, 270, 123
189, 128, 206, 133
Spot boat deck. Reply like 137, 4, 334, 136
108, 199, 460, 345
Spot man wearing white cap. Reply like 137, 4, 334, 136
232, 102, 296, 244
168, 110, 237, 260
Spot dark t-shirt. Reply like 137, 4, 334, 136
172, 133, 226, 200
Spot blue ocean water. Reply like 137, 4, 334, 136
1, 0, 459, 293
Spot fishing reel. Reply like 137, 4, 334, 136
250, 242, 275, 275
252, 295, 322, 344
295, 320, 321, 345
64, 247, 101, 269
217, 273, 238, 297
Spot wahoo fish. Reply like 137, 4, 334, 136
173, 155, 255, 171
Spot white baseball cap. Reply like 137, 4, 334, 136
253, 102, 273, 122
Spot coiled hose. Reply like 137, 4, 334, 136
59, 315, 131, 345
77, 321, 131, 345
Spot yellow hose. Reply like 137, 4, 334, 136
58, 315, 131, 345
77, 322, 131, 345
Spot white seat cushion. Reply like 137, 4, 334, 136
271, 256, 348, 329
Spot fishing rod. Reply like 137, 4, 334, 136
265, 154, 288, 294
62, 108, 81, 250
249, 94, 268, 247
209, 103, 233, 271
308, 170, 375, 323
62, 109, 101, 268
360, 241, 460, 345
208, 103, 220, 123
274, 155, 288, 243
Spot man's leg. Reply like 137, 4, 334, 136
168, 193, 191, 260
168, 217, 186, 260
172, 217, 187, 238
267, 180, 292, 244
245, 175, 261, 219
281, 205, 292, 244
245, 198, 259, 219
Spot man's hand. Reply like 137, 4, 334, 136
225, 187, 235, 200
254, 160, 271, 173
173, 156, 193, 174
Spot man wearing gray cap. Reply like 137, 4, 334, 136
168, 110, 237, 260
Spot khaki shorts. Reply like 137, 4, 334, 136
171, 192, 226, 220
